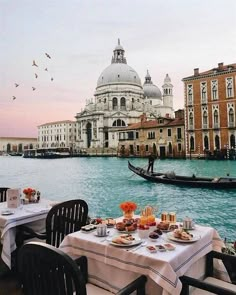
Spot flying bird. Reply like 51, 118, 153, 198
15, 83, 19, 87
32, 87, 36, 91
44, 68, 48, 71
45, 53, 51, 59
12, 96, 16, 100
32, 60, 38, 67
51, 77, 54, 81
35, 73, 38, 79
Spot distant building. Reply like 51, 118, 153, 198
37, 120, 76, 151
118, 110, 185, 158
75, 40, 175, 152
182, 62, 236, 159
0, 137, 37, 154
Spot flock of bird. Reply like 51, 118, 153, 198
12, 52, 53, 100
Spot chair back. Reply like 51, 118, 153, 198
0, 187, 9, 202
18, 242, 87, 295
46, 199, 88, 247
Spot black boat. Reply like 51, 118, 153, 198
128, 161, 236, 189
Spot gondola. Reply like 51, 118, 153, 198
128, 161, 236, 189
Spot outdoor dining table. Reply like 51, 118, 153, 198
59, 217, 225, 295
0, 198, 52, 269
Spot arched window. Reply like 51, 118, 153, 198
18, 144, 23, 153
189, 113, 193, 127
190, 136, 194, 150
213, 110, 218, 126
120, 97, 126, 110
215, 135, 220, 150
230, 134, 235, 148
203, 111, 208, 128
112, 119, 126, 127
112, 97, 118, 110
229, 108, 234, 126
204, 136, 209, 150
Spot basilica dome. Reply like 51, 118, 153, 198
97, 63, 141, 87
143, 71, 162, 99
96, 39, 142, 88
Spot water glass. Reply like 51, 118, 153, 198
96, 224, 107, 237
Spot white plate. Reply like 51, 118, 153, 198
109, 236, 142, 247
1, 210, 14, 216
166, 232, 200, 243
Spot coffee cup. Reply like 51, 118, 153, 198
96, 224, 107, 237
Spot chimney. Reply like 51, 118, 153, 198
218, 62, 224, 70
140, 113, 147, 125
194, 68, 199, 76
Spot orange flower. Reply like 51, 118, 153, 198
23, 187, 36, 195
119, 201, 137, 212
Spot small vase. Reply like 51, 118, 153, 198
123, 210, 134, 219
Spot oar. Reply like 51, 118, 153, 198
130, 164, 149, 178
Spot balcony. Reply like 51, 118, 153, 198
213, 123, 219, 129
228, 122, 235, 129
202, 124, 208, 130
188, 125, 194, 131
201, 99, 207, 105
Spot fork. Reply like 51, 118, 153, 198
127, 241, 147, 252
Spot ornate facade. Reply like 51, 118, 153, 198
182, 62, 236, 159
75, 40, 174, 151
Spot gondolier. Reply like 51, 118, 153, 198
147, 153, 155, 173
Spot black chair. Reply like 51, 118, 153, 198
16, 199, 88, 248
18, 242, 147, 295
0, 187, 9, 202
180, 250, 236, 295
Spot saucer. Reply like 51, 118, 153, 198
1, 210, 14, 216
94, 232, 109, 237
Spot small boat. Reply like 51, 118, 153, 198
128, 161, 236, 189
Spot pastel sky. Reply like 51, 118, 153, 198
1, 0, 236, 137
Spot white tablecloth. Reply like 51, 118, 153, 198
60, 223, 225, 295
0, 199, 52, 269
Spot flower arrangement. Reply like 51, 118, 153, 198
119, 201, 137, 212
23, 187, 36, 196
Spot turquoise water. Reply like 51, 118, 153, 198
0, 157, 235, 240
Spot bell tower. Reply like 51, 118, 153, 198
162, 74, 173, 108
111, 39, 127, 64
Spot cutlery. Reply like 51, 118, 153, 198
128, 241, 147, 252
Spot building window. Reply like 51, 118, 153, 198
120, 97, 126, 110
112, 97, 118, 110
112, 119, 126, 127
189, 112, 194, 129
177, 128, 182, 140
136, 132, 139, 139
187, 84, 193, 105
136, 145, 140, 152
148, 132, 155, 139
215, 135, 220, 150
226, 77, 234, 98
201, 82, 207, 103
190, 136, 194, 150
160, 129, 163, 133
167, 129, 171, 137
168, 142, 172, 154
204, 135, 209, 150
228, 108, 234, 127
213, 110, 219, 128
145, 145, 149, 152
230, 134, 235, 148
211, 80, 218, 100
202, 110, 208, 129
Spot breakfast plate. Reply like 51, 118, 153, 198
166, 232, 200, 243
108, 236, 142, 247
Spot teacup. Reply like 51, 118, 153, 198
96, 224, 107, 237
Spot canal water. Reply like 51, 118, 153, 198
0, 156, 235, 240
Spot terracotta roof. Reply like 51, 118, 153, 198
121, 117, 184, 130
38, 120, 75, 127
183, 63, 236, 80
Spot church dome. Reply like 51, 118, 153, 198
96, 39, 141, 88
143, 70, 162, 99
97, 63, 141, 87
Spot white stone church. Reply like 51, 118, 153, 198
75, 40, 174, 151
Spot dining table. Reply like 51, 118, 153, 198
0, 198, 53, 269
59, 217, 226, 295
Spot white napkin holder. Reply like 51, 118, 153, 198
7, 189, 21, 208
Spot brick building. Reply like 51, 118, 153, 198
118, 110, 185, 158
182, 62, 236, 159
